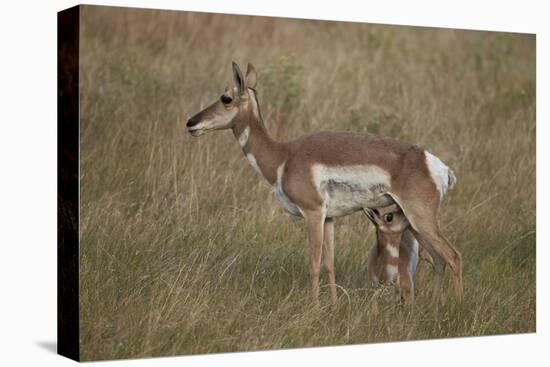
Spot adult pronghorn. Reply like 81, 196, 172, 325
186, 62, 462, 304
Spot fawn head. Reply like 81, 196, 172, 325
364, 204, 409, 240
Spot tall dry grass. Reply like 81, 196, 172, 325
78, 5, 535, 361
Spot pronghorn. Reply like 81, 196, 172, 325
186, 62, 462, 304
364, 204, 420, 304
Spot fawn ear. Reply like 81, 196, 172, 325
362, 208, 376, 222
245, 63, 257, 89
232, 62, 246, 96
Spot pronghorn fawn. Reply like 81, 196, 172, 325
186, 62, 462, 304
364, 204, 420, 304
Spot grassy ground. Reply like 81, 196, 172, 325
78, 5, 536, 361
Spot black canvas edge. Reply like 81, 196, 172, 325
57, 5, 80, 362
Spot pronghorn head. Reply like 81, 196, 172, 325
186, 62, 258, 136
365, 204, 409, 236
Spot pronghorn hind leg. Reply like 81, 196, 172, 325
323, 218, 337, 303
399, 266, 414, 304
411, 229, 447, 302
387, 192, 463, 300
409, 213, 463, 300
303, 209, 325, 305
419, 245, 435, 267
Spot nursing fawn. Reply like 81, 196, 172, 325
364, 205, 420, 304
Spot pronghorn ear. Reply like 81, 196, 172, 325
232, 62, 246, 96
245, 63, 257, 89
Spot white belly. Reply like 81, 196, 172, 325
314, 164, 393, 218
272, 163, 394, 218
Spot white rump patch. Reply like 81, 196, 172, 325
238, 126, 250, 148
273, 163, 302, 217
246, 153, 262, 175
425, 151, 452, 200
385, 244, 399, 258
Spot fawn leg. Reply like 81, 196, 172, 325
399, 231, 418, 304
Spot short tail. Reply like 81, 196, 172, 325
448, 168, 457, 191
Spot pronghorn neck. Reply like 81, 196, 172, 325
232, 89, 287, 185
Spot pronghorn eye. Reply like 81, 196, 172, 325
385, 213, 394, 223
221, 95, 232, 104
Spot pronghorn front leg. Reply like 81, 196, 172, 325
323, 218, 337, 303
303, 209, 325, 304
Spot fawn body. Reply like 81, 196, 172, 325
365, 205, 419, 303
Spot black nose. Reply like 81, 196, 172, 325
186, 116, 199, 128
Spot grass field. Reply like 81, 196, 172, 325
78, 6, 536, 361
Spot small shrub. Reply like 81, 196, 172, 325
260, 55, 303, 134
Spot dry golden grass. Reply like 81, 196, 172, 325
78, 5, 535, 361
